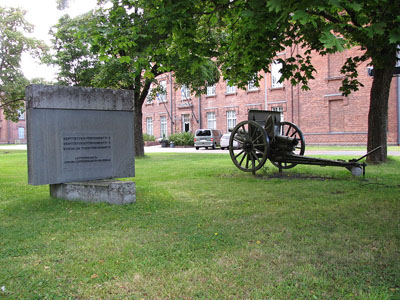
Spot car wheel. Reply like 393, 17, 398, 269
196, 147, 199, 150
212, 143, 216, 150
221, 147, 225, 150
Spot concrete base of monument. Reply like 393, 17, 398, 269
50, 180, 136, 205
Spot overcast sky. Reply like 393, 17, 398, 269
0, 0, 97, 81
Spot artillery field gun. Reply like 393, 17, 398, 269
229, 110, 381, 176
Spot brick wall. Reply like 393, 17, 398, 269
142, 46, 399, 145
0, 109, 27, 144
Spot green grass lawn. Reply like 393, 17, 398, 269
0, 150, 399, 299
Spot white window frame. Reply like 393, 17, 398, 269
182, 114, 190, 132
226, 110, 237, 132
18, 110, 25, 120
157, 80, 167, 103
181, 85, 191, 100
248, 79, 258, 91
207, 112, 216, 129
18, 127, 25, 139
272, 106, 284, 122
160, 115, 168, 138
207, 84, 216, 96
271, 61, 283, 88
146, 84, 154, 104
226, 80, 236, 94
146, 117, 153, 136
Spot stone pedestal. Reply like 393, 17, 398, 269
50, 180, 136, 205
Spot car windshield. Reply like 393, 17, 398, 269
196, 130, 211, 136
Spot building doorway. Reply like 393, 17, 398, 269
182, 114, 190, 132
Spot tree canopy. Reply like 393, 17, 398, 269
49, 0, 219, 156
141, 0, 400, 162
0, 7, 47, 121
53, 0, 399, 161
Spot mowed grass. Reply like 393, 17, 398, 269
0, 150, 399, 299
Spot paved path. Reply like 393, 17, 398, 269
145, 145, 400, 156
1, 144, 399, 156
0, 145, 27, 150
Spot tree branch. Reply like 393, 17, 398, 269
308, 10, 359, 37
342, 6, 361, 28
0, 98, 24, 109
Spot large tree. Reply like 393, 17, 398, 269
0, 7, 46, 121
50, 1, 218, 156
142, 0, 400, 163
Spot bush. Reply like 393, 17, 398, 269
168, 132, 194, 146
143, 134, 155, 142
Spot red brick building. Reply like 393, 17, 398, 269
143, 47, 400, 145
0, 109, 27, 144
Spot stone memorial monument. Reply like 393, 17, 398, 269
26, 85, 136, 204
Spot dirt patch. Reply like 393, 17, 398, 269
256, 172, 336, 181
218, 170, 336, 181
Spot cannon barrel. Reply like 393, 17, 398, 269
273, 135, 298, 152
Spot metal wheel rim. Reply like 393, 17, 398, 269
271, 121, 305, 169
229, 120, 269, 172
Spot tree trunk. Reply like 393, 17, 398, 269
134, 100, 145, 157
367, 66, 394, 163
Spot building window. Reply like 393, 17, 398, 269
272, 106, 284, 122
248, 79, 258, 91
18, 110, 25, 120
207, 112, 216, 129
207, 84, 216, 96
160, 115, 168, 138
271, 61, 283, 88
182, 114, 190, 132
146, 84, 154, 104
181, 85, 191, 100
18, 127, 25, 139
226, 110, 237, 131
146, 117, 153, 136
226, 80, 236, 94
157, 80, 167, 102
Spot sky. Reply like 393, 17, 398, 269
0, 0, 98, 81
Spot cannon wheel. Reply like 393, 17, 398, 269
229, 120, 269, 173
271, 121, 305, 169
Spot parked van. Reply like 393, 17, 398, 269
194, 129, 222, 150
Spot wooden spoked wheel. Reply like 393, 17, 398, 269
271, 121, 305, 169
229, 120, 269, 173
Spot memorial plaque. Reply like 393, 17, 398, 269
61, 133, 113, 171
26, 85, 135, 185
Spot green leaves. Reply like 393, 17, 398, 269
319, 30, 346, 51
292, 10, 311, 26
118, 56, 131, 64
389, 28, 400, 44
0, 6, 47, 120
267, 0, 282, 13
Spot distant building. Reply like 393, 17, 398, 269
0, 108, 27, 144
142, 47, 400, 145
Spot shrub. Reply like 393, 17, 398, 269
168, 132, 194, 146
143, 133, 155, 142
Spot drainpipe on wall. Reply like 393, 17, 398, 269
264, 71, 268, 110
397, 73, 400, 145
297, 46, 301, 128
7, 121, 11, 144
198, 96, 202, 128
170, 72, 174, 135
397, 48, 400, 145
